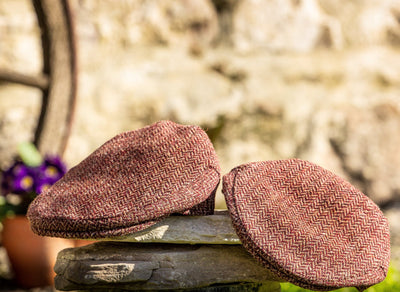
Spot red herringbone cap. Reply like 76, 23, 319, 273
28, 121, 221, 238
223, 159, 390, 291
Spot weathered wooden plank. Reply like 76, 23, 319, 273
54, 242, 282, 291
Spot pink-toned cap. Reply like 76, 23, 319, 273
223, 159, 390, 291
28, 121, 220, 238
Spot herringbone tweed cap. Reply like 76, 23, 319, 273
223, 159, 390, 291
28, 121, 221, 238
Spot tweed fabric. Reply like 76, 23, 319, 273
223, 159, 390, 291
28, 121, 220, 238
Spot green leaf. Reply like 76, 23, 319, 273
280, 265, 400, 292
17, 142, 43, 167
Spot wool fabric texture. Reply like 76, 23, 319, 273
28, 121, 221, 238
222, 159, 390, 291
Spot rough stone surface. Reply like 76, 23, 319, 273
77, 0, 219, 48
319, 0, 400, 46
65, 260, 159, 284
54, 242, 281, 291
232, 0, 343, 52
103, 211, 240, 244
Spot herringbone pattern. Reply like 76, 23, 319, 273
27, 120, 390, 291
27, 121, 221, 238
223, 159, 390, 291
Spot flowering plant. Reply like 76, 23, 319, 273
0, 143, 67, 220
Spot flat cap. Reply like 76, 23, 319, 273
223, 159, 390, 291
28, 121, 221, 238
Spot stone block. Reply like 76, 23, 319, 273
232, 0, 343, 52
101, 211, 240, 244
54, 213, 281, 291
55, 242, 281, 291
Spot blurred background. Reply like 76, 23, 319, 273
1, 0, 400, 289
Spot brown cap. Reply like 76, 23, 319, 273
28, 121, 220, 238
223, 159, 390, 291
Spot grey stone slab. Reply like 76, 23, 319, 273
97, 211, 241, 245
55, 242, 282, 291
74, 282, 281, 292
64, 260, 159, 285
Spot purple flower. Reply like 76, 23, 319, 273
39, 155, 67, 184
34, 177, 54, 194
12, 171, 35, 193
1, 146, 67, 217
1, 155, 67, 196
1, 161, 35, 195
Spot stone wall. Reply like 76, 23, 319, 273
1, 0, 400, 209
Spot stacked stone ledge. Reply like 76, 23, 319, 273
54, 211, 282, 291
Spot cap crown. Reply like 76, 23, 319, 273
223, 159, 390, 291
28, 121, 220, 238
